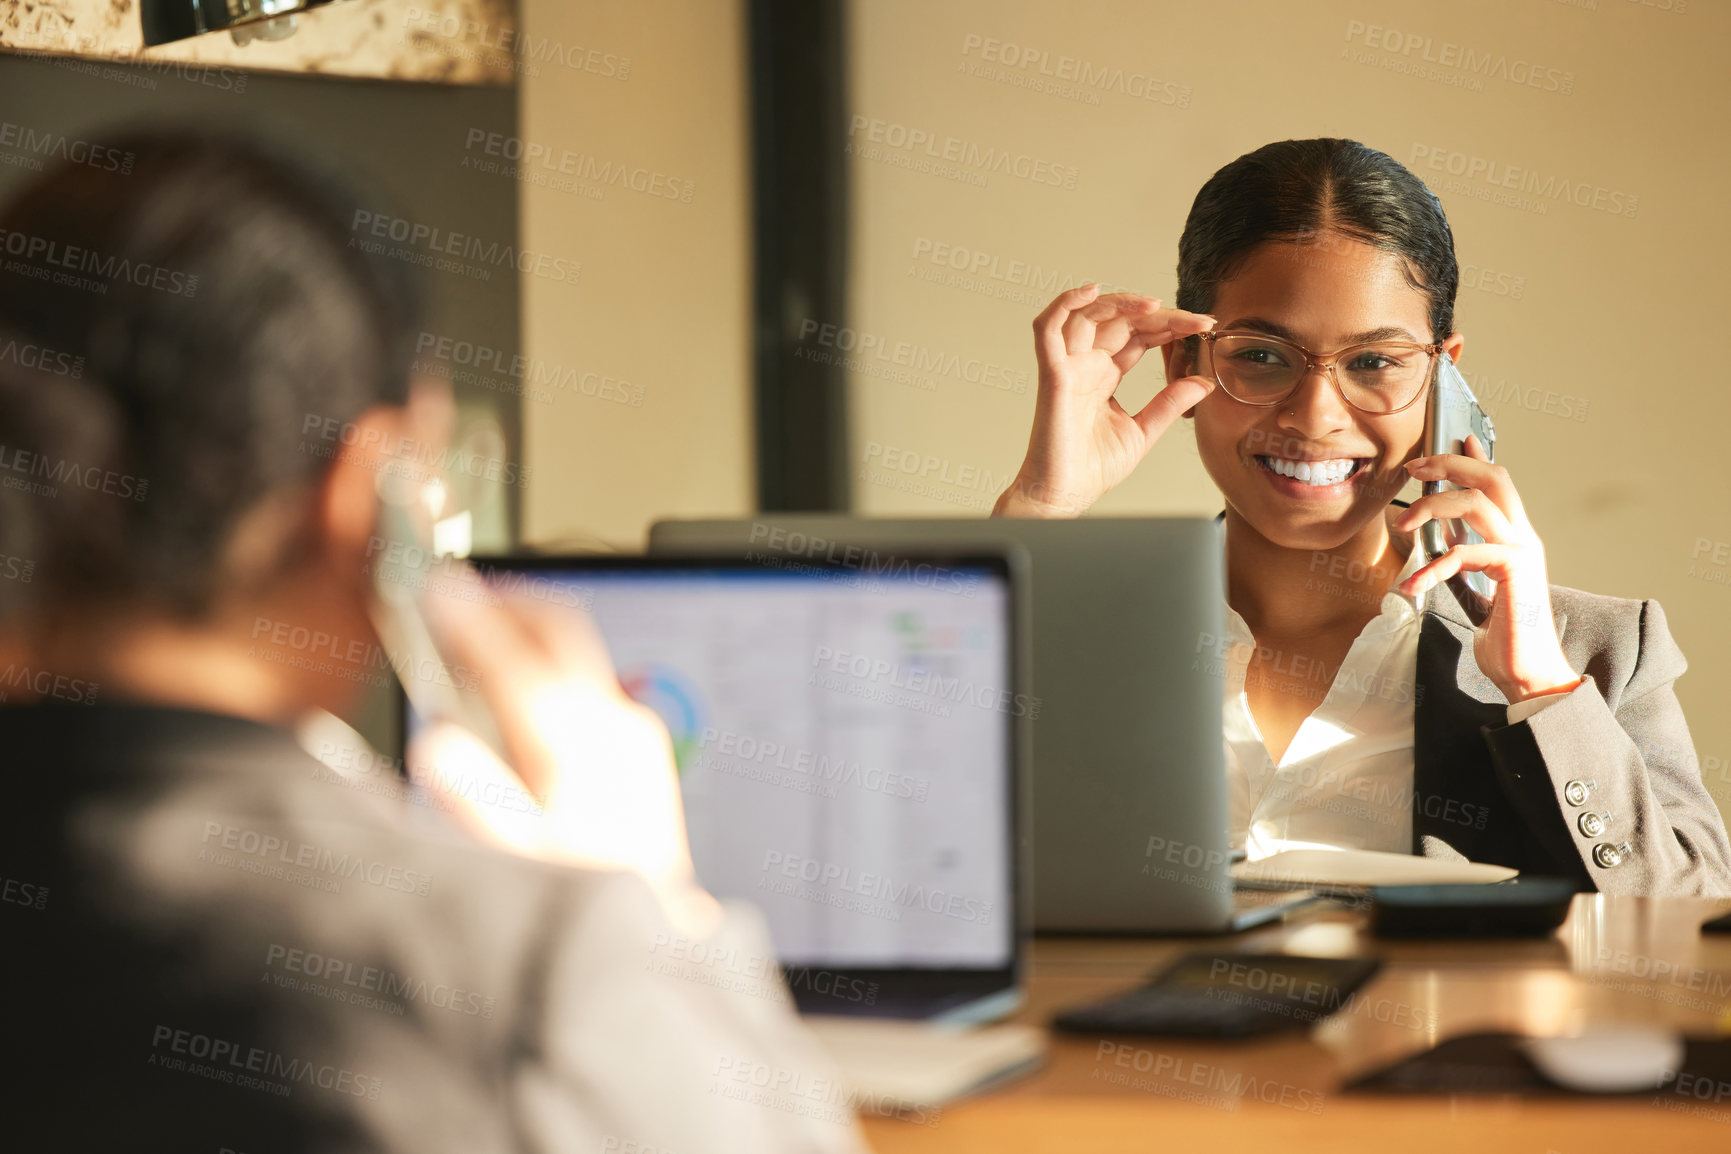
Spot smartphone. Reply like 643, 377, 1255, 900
1051, 951, 1383, 1039
1369, 877, 1576, 938
1420, 352, 1497, 626
369, 466, 508, 762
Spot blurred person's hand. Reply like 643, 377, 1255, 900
995, 284, 1216, 517
407, 566, 721, 936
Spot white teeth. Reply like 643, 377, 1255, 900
1263, 456, 1356, 487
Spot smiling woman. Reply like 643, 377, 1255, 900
994, 137, 1731, 897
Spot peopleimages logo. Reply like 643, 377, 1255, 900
909, 235, 1138, 302
0, 121, 135, 172
859, 441, 1011, 497
957, 33, 1193, 108
462, 129, 695, 204
711, 1056, 942, 1128
348, 210, 580, 286
1409, 144, 1638, 219
795, 318, 1028, 394
263, 942, 497, 1018
413, 331, 644, 407
0, 227, 199, 297
810, 645, 1040, 720
1, 873, 49, 911
693, 725, 931, 803
200, 820, 433, 897
400, 8, 632, 79
35, 35, 251, 96
0, 336, 83, 379
747, 522, 983, 596
0, 664, 99, 705
1093, 1040, 1327, 1114
249, 613, 483, 694
0, 442, 148, 502
1343, 20, 1574, 94
300, 413, 532, 488
847, 114, 1079, 190
647, 932, 882, 1007
760, 850, 995, 925
149, 1023, 382, 1100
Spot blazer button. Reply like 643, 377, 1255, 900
1578, 812, 1611, 838
1563, 779, 1596, 807
1593, 842, 1631, 869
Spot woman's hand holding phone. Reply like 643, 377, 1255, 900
406, 565, 721, 937
1395, 435, 1584, 705
994, 284, 1217, 517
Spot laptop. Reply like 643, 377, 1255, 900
450, 549, 1031, 1023
649, 516, 1276, 934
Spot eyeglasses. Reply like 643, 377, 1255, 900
1195, 330, 1443, 415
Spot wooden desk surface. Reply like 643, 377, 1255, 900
861, 895, 1731, 1153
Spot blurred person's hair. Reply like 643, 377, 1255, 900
1175, 137, 1459, 345
0, 130, 421, 623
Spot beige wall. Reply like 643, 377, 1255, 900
518, 0, 753, 550
844, 0, 1731, 811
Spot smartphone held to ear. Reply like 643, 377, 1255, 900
1420, 352, 1497, 626
369, 470, 509, 763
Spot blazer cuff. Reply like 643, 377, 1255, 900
1506, 686, 1574, 726
1483, 675, 1693, 893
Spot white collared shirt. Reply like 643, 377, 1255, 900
1223, 547, 1427, 859
1222, 548, 1561, 859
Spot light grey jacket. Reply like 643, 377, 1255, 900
1412, 581, 1731, 896
1, 703, 869, 1153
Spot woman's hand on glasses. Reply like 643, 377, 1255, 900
994, 284, 1216, 517
1393, 435, 1583, 705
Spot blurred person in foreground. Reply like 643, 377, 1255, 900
0, 132, 867, 1152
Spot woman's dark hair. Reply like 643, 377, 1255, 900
0, 129, 421, 620
1175, 137, 1458, 354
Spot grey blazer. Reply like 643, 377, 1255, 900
0, 704, 868, 1153
1413, 580, 1731, 895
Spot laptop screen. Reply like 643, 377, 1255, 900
468, 556, 1018, 973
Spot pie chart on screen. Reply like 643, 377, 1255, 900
618, 664, 703, 775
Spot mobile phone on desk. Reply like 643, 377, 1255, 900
1051, 952, 1383, 1039
1420, 351, 1497, 626
1369, 877, 1576, 939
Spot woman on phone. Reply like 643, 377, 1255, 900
995, 137, 1729, 896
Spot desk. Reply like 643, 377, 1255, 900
861, 896, 1731, 1153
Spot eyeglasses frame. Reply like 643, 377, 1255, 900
1193, 329, 1445, 416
